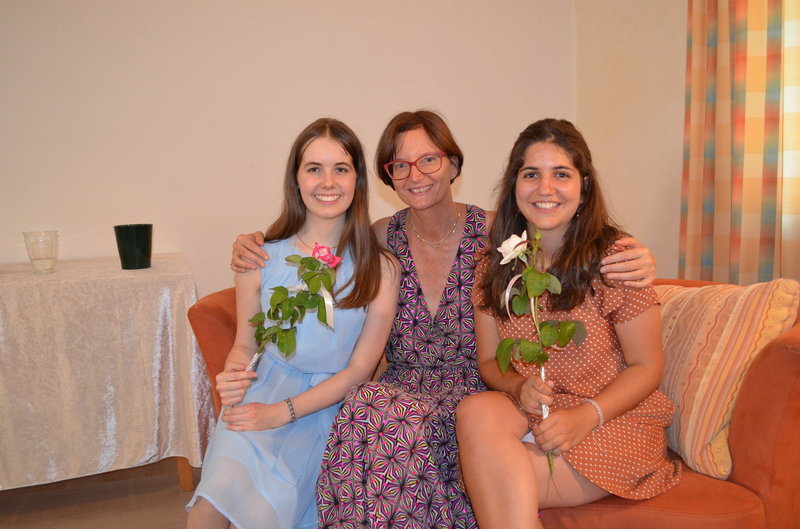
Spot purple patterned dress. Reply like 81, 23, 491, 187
316, 205, 487, 529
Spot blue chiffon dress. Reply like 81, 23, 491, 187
187, 237, 366, 529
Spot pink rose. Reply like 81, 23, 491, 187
312, 244, 343, 268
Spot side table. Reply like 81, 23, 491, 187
0, 253, 215, 491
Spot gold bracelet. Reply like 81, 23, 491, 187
285, 398, 296, 423
584, 398, 604, 428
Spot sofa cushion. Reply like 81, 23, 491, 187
541, 459, 765, 529
654, 279, 799, 478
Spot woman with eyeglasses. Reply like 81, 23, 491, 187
230, 110, 657, 527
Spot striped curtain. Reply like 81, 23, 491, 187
680, 0, 800, 284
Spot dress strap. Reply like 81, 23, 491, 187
386, 208, 410, 257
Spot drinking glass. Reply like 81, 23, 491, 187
23, 230, 59, 274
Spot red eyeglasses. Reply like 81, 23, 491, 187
383, 152, 447, 180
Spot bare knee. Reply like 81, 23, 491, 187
187, 497, 228, 529
191, 497, 216, 515
457, 392, 494, 432
457, 391, 519, 441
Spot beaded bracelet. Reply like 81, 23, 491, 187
584, 398, 604, 428
285, 398, 296, 423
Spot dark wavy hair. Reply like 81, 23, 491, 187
374, 110, 464, 189
480, 118, 625, 314
263, 118, 384, 309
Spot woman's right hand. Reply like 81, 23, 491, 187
231, 232, 268, 272
516, 375, 554, 416
216, 362, 259, 407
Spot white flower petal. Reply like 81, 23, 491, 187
497, 232, 529, 265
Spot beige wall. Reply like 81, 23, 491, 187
0, 0, 575, 296
1, 1, 687, 295
575, 0, 687, 278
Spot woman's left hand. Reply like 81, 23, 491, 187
531, 404, 597, 455
222, 402, 290, 431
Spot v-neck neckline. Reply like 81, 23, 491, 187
397, 206, 470, 319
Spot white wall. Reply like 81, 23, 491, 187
575, 0, 687, 278
0, 0, 575, 296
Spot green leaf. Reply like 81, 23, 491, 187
307, 276, 321, 294
249, 312, 265, 324
539, 322, 558, 348
319, 271, 333, 292
276, 327, 297, 357
556, 320, 576, 347
519, 339, 543, 363
525, 269, 549, 297
571, 321, 587, 345
539, 351, 549, 364
279, 299, 292, 319
511, 294, 531, 316
317, 301, 327, 324
496, 338, 515, 372
302, 293, 318, 309
254, 326, 266, 345
270, 287, 288, 309
285, 254, 302, 264
304, 257, 321, 271
296, 290, 309, 305
546, 274, 562, 295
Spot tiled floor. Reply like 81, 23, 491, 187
0, 459, 199, 529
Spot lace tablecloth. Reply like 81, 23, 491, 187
0, 253, 215, 490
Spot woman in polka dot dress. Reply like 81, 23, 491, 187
457, 118, 681, 529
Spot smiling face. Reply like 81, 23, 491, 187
391, 127, 457, 211
296, 135, 356, 223
515, 141, 582, 245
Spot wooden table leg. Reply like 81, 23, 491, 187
177, 457, 196, 491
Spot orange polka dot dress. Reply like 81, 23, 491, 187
473, 253, 681, 500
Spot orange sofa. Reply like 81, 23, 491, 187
188, 278, 800, 529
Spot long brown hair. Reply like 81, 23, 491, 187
374, 110, 464, 188
264, 118, 384, 309
481, 118, 625, 314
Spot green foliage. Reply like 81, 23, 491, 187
496, 338, 516, 373
495, 229, 585, 372
495, 229, 585, 476
250, 254, 338, 358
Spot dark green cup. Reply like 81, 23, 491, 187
113, 224, 153, 269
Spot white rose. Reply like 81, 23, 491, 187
497, 231, 528, 265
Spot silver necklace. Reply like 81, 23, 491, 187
296, 233, 337, 250
408, 209, 461, 247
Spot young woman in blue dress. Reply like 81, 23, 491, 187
185, 118, 399, 529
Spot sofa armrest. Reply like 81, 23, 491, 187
187, 287, 237, 414
728, 321, 800, 529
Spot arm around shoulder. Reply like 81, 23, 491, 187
231, 231, 269, 272
599, 236, 657, 287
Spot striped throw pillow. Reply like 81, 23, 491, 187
654, 279, 799, 479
